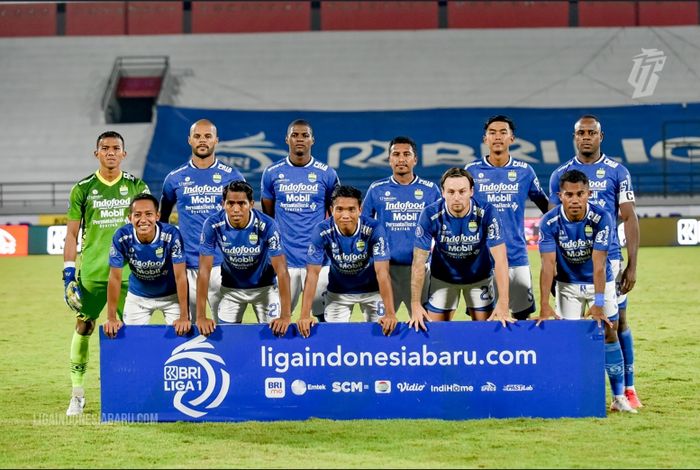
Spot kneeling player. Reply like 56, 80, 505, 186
537, 169, 636, 414
196, 181, 292, 337
296, 185, 398, 338
409, 168, 512, 332
103, 193, 191, 337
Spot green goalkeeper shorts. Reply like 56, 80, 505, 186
77, 279, 128, 321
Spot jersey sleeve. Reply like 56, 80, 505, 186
66, 183, 85, 222
361, 187, 377, 219
265, 220, 284, 258
161, 175, 177, 207
198, 217, 219, 257
306, 224, 325, 266
538, 215, 556, 253
137, 179, 150, 195
527, 167, 549, 208
108, 231, 126, 268
593, 212, 613, 252
229, 169, 246, 184
617, 165, 636, 205
484, 205, 505, 248
170, 227, 186, 264
548, 170, 561, 206
370, 223, 391, 262
324, 168, 340, 213
414, 208, 434, 251
260, 168, 275, 201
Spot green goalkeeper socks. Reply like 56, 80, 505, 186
70, 332, 90, 388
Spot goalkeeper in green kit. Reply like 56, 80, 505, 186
62, 131, 149, 416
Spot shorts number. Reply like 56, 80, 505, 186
480, 286, 493, 301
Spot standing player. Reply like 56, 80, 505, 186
196, 181, 292, 337
538, 170, 636, 413
103, 193, 191, 338
296, 186, 398, 338
261, 119, 339, 322
548, 115, 642, 408
62, 131, 149, 416
362, 136, 441, 318
467, 115, 549, 319
408, 168, 512, 332
160, 119, 245, 323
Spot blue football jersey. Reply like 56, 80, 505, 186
161, 159, 245, 269
539, 204, 614, 284
467, 156, 548, 267
548, 155, 635, 260
307, 215, 391, 295
362, 175, 441, 266
261, 157, 339, 268
109, 222, 185, 298
415, 198, 504, 285
200, 208, 283, 289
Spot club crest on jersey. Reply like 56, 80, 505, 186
213, 173, 222, 183
468, 221, 478, 233
249, 233, 259, 245
508, 170, 517, 182
119, 185, 129, 196
584, 225, 593, 237
308, 173, 317, 183
414, 189, 424, 200
155, 247, 164, 258
356, 240, 366, 252
596, 168, 605, 179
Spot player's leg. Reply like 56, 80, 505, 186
310, 265, 329, 323
554, 282, 586, 320
508, 266, 536, 320
358, 292, 384, 323
186, 268, 199, 323
288, 267, 305, 314
67, 280, 126, 416
122, 292, 155, 325
207, 265, 223, 324
612, 259, 641, 408
156, 294, 182, 326
323, 291, 354, 323
424, 277, 460, 321
390, 264, 413, 318
217, 287, 248, 324
464, 277, 495, 321
251, 286, 281, 324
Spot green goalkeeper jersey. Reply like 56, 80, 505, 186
66, 171, 150, 281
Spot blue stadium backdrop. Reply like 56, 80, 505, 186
144, 103, 700, 198
100, 321, 605, 422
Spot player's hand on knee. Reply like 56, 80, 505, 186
584, 306, 612, 329
103, 319, 123, 339
487, 307, 515, 328
173, 318, 192, 336
62, 267, 83, 313
379, 314, 398, 336
270, 315, 291, 337
196, 316, 216, 337
296, 316, 316, 339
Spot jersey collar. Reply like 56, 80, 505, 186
132, 221, 161, 245
573, 154, 606, 165
390, 175, 418, 185
286, 156, 314, 168
484, 155, 512, 167
333, 218, 361, 237
188, 158, 219, 170
94, 170, 123, 186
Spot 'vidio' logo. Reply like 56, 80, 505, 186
163, 335, 230, 418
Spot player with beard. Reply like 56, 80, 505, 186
160, 119, 245, 325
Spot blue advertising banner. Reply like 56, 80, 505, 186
143, 103, 700, 198
100, 321, 605, 422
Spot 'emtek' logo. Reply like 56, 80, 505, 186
163, 335, 230, 418
332, 381, 368, 393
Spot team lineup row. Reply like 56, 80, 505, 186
61, 115, 641, 416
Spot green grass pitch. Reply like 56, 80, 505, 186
0, 247, 698, 468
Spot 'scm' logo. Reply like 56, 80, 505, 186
164, 335, 230, 418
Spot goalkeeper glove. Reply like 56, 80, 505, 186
63, 267, 83, 314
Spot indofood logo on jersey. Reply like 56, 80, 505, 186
163, 335, 230, 418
